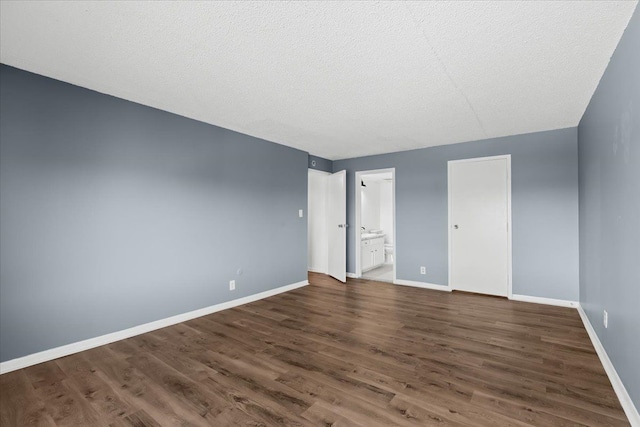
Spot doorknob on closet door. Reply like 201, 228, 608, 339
454, 224, 459, 229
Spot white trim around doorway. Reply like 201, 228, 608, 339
354, 168, 396, 283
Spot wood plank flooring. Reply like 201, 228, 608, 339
0, 272, 629, 426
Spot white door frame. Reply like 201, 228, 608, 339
447, 155, 512, 298
354, 168, 396, 282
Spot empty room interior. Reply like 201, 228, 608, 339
1, 1, 639, 426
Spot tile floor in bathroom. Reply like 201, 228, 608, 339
361, 263, 393, 282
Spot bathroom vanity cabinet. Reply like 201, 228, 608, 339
361, 236, 385, 272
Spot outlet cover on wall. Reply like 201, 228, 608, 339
299, 209, 304, 218
603, 310, 608, 328
229, 280, 236, 291
420, 266, 426, 275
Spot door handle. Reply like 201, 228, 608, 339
454, 224, 459, 229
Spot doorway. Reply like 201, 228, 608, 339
448, 155, 512, 297
355, 168, 396, 283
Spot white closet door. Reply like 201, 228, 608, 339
449, 156, 510, 297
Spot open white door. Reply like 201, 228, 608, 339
327, 170, 347, 282
449, 156, 511, 297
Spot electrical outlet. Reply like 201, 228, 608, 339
420, 266, 426, 275
229, 280, 236, 291
299, 209, 304, 218
603, 310, 608, 328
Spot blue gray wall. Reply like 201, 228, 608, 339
578, 8, 639, 407
308, 154, 333, 173
0, 65, 308, 362
334, 128, 579, 300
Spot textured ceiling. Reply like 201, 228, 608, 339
0, 1, 637, 160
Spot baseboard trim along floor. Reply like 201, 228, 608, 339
510, 294, 578, 308
578, 304, 640, 426
0, 279, 309, 375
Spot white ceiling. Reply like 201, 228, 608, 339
0, 1, 636, 160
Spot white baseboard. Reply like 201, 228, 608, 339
346, 272, 358, 279
577, 305, 639, 426
0, 280, 309, 375
308, 268, 327, 275
510, 294, 578, 308
393, 279, 451, 292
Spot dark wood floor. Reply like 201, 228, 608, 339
0, 273, 629, 426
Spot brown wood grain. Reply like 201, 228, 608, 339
0, 272, 630, 426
